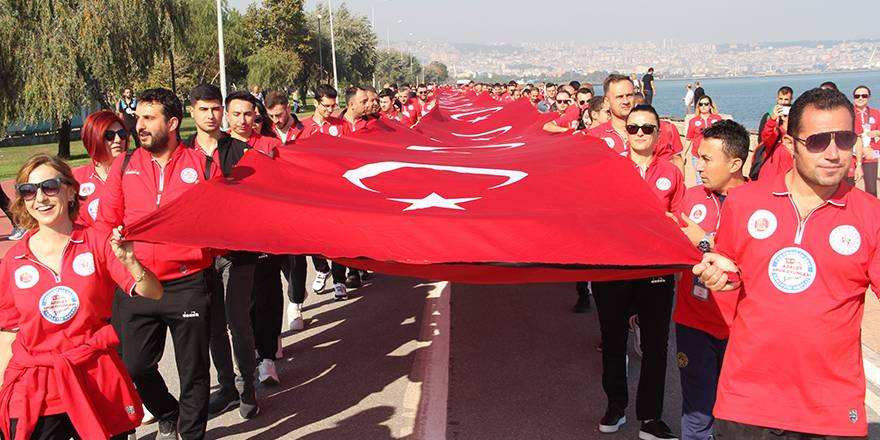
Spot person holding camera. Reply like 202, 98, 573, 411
756, 93, 796, 181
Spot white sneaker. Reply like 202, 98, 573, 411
257, 359, 279, 385
287, 302, 304, 331
142, 404, 156, 425
333, 283, 348, 301
629, 314, 643, 358
275, 336, 283, 360
312, 271, 329, 293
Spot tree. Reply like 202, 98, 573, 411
375, 49, 422, 87
0, 0, 190, 157
306, 4, 377, 89
424, 61, 449, 83
242, 0, 312, 93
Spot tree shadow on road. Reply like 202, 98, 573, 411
203, 274, 432, 439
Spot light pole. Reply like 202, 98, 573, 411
408, 33, 414, 85
215, 0, 228, 128
317, 14, 324, 84
328, 0, 339, 92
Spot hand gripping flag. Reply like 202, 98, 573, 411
125, 92, 701, 283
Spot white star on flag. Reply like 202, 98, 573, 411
388, 192, 482, 211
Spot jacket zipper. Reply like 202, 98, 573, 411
786, 195, 827, 245
26, 241, 71, 283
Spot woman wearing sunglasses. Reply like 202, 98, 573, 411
686, 96, 723, 184
0, 154, 162, 439
854, 85, 880, 196
72, 111, 130, 226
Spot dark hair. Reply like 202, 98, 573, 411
854, 85, 872, 96
265, 90, 288, 108
248, 100, 274, 137
225, 90, 256, 109
788, 88, 854, 138
603, 74, 631, 94
545, 82, 557, 89
587, 96, 605, 115
820, 81, 839, 91
378, 88, 395, 99
701, 120, 750, 162
139, 88, 183, 121
189, 83, 223, 105
778, 86, 794, 96
648, 67, 654, 73
627, 104, 660, 125
508, 80, 517, 86
569, 80, 581, 90
314, 84, 338, 101
577, 87, 594, 96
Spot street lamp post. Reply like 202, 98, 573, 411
327, 0, 339, 92
215, 0, 228, 128
317, 14, 324, 84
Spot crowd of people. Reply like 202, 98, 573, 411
0, 72, 878, 440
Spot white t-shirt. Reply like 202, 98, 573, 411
684, 90, 695, 106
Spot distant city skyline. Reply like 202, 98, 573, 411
229, 0, 879, 45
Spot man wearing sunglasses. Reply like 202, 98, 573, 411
591, 103, 684, 440
414, 84, 436, 120
694, 88, 875, 440
542, 90, 579, 133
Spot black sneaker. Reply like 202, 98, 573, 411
639, 420, 678, 440
344, 271, 362, 288
599, 407, 626, 433
572, 294, 591, 313
208, 390, 240, 418
156, 418, 179, 440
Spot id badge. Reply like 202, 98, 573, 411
692, 277, 709, 301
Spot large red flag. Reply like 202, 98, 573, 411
125, 92, 701, 283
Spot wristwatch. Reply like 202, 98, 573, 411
697, 232, 712, 253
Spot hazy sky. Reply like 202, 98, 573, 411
229, 0, 879, 45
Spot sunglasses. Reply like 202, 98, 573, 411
625, 124, 657, 135
791, 130, 858, 153
557, 99, 571, 104
579, 100, 587, 105
418, 91, 428, 95
16, 177, 68, 201
698, 102, 711, 107
854, 93, 870, 99
103, 128, 129, 141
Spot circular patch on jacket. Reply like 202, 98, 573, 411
747, 209, 777, 240
768, 247, 816, 294
695, 120, 703, 127
677, 352, 689, 368
39, 286, 80, 324
655, 177, 672, 191
328, 126, 340, 137
72, 252, 95, 277
689, 204, 707, 224
79, 182, 96, 197
180, 168, 198, 184
87, 199, 100, 220
14, 265, 39, 289
870, 117, 876, 124
408, 105, 415, 111
829, 225, 861, 256
603, 137, 615, 148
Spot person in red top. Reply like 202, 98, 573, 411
297, 84, 345, 141
226, 90, 280, 158
378, 88, 401, 121
542, 90, 579, 133
0, 154, 163, 439
585, 74, 635, 157
73, 111, 130, 226
265, 91, 304, 145
591, 104, 683, 440
757, 100, 794, 182
695, 88, 874, 439
665, 120, 750, 440
412, 84, 437, 121
686, 95, 724, 184
98, 88, 222, 440
632, 94, 685, 171
340, 86, 379, 135
853, 85, 880, 196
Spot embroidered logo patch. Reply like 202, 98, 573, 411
689, 204, 707, 224
72, 252, 95, 277
768, 247, 816, 294
180, 168, 198, 184
829, 225, 860, 256
655, 177, 672, 191
603, 137, 615, 148
747, 209, 777, 240
87, 198, 100, 220
79, 182, 96, 197
328, 126, 340, 137
849, 409, 858, 424
14, 265, 39, 289
39, 286, 80, 324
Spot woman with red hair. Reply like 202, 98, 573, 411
72, 111, 129, 225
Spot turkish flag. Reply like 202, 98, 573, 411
125, 92, 701, 283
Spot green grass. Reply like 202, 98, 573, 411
1, 109, 316, 181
